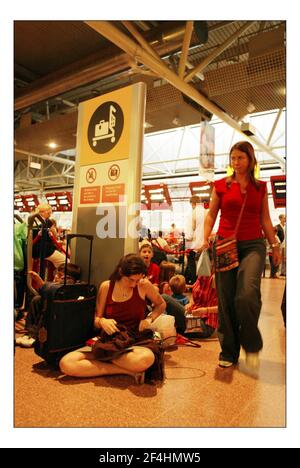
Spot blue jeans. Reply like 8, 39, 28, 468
214, 238, 266, 363
161, 294, 186, 335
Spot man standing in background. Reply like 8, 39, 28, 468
184, 195, 205, 284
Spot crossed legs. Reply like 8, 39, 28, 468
59, 346, 155, 379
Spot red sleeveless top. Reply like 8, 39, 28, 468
104, 281, 146, 330
214, 177, 266, 241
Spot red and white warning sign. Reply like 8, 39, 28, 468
78, 160, 128, 206
86, 167, 97, 184
108, 164, 120, 181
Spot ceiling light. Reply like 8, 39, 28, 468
29, 161, 41, 170
48, 142, 57, 149
246, 102, 256, 114
172, 117, 180, 126
144, 122, 154, 129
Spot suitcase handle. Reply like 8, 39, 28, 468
66, 234, 93, 241
65, 234, 93, 286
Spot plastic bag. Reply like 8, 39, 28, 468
196, 249, 211, 277
150, 314, 176, 348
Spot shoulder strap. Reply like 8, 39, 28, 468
234, 193, 248, 236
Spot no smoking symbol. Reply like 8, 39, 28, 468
86, 167, 97, 184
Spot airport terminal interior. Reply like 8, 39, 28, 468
13, 20, 286, 429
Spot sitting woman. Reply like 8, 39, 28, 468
185, 272, 218, 338
59, 254, 166, 384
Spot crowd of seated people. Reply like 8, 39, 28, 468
15, 216, 219, 387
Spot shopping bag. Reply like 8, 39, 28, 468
196, 249, 211, 276
150, 314, 177, 348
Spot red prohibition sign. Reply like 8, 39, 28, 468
86, 167, 97, 183
108, 164, 120, 181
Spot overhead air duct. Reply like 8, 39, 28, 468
241, 122, 256, 136
193, 21, 209, 45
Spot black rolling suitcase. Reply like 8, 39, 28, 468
34, 234, 96, 367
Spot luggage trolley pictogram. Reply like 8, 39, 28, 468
92, 104, 117, 146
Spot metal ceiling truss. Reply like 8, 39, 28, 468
267, 108, 283, 146
85, 20, 285, 171
14, 151, 75, 191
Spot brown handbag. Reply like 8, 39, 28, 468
215, 193, 248, 272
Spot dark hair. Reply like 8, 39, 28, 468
227, 141, 260, 189
57, 263, 81, 281
109, 254, 148, 282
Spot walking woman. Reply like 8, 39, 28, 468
201, 141, 280, 369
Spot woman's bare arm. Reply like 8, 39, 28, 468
201, 188, 220, 249
260, 191, 281, 266
94, 281, 119, 334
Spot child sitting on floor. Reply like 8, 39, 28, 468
139, 241, 160, 287
169, 274, 189, 306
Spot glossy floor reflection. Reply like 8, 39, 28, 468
14, 278, 286, 428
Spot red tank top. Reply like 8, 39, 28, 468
104, 281, 146, 330
214, 177, 266, 241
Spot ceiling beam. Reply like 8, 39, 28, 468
122, 21, 161, 60
267, 108, 283, 146
15, 149, 75, 166
85, 20, 285, 170
14, 23, 188, 111
14, 21, 236, 112
178, 21, 194, 79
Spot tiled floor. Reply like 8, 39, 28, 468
14, 278, 286, 428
